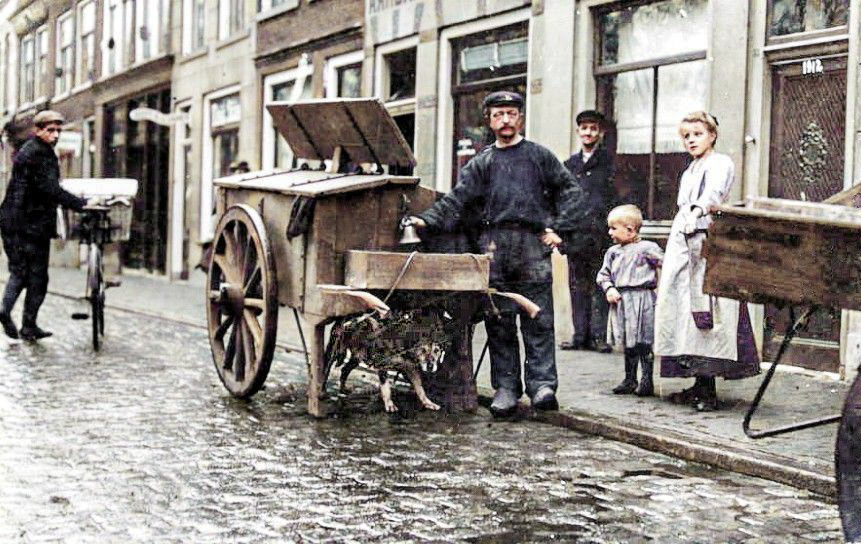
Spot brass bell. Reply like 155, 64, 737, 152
399, 217, 422, 245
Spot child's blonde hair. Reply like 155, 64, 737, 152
607, 204, 644, 231
679, 111, 719, 143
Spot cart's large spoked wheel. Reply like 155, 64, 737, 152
838, 372, 861, 540
207, 204, 278, 398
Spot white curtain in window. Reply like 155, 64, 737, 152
611, 0, 709, 65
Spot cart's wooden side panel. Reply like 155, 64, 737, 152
703, 209, 861, 311
346, 251, 490, 291
221, 188, 306, 309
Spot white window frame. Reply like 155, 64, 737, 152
261, 63, 314, 169
34, 26, 49, 102
172, 100, 193, 278
324, 50, 363, 98
82, 116, 96, 177
135, 0, 168, 63
435, 8, 531, 192
55, 10, 76, 98
5, 33, 18, 112
19, 34, 35, 105
75, 0, 96, 90
374, 35, 419, 109
182, 0, 207, 54
218, 0, 245, 41
201, 85, 241, 240
257, 0, 299, 18
103, 0, 126, 75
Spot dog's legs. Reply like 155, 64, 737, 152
403, 366, 441, 411
379, 371, 397, 412
339, 357, 359, 394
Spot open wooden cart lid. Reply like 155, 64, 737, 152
266, 98, 416, 168
214, 168, 419, 197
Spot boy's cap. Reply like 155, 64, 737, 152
576, 109, 605, 125
34, 110, 65, 126
483, 91, 524, 110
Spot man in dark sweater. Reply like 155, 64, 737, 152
560, 110, 618, 353
0, 110, 89, 340
409, 91, 587, 416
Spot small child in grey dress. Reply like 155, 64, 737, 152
596, 205, 664, 396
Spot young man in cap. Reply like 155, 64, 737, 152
409, 91, 587, 416
559, 109, 618, 353
0, 110, 90, 340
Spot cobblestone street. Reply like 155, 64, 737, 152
0, 294, 843, 543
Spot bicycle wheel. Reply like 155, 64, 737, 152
87, 244, 104, 351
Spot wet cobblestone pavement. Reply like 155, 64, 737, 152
0, 295, 844, 543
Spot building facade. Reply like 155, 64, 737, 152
0, 0, 860, 378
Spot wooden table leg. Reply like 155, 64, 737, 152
307, 320, 328, 418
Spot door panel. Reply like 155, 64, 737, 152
765, 56, 846, 372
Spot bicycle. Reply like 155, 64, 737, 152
70, 197, 131, 350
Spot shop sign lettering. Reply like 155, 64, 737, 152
367, 0, 424, 43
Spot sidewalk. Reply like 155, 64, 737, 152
10, 263, 844, 497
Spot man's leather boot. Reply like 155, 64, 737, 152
0, 312, 19, 339
20, 324, 53, 341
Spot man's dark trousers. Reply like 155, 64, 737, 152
569, 250, 609, 347
481, 226, 557, 398
1, 231, 50, 328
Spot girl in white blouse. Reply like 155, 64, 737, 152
653, 111, 759, 412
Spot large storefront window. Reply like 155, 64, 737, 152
595, 0, 708, 220
768, 0, 848, 37
451, 22, 528, 182
103, 89, 171, 273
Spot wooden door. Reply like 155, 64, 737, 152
765, 56, 847, 372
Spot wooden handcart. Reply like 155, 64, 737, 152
205, 98, 493, 417
703, 191, 861, 540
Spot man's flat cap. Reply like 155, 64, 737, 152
483, 91, 524, 110
34, 110, 65, 126
576, 109, 605, 125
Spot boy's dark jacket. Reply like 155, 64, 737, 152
561, 147, 617, 255
0, 136, 86, 239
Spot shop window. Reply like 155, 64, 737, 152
768, 0, 848, 38
183, 0, 206, 53
451, 22, 528, 182
262, 65, 313, 169
77, 1, 96, 84
56, 11, 75, 96
218, 0, 245, 40
382, 48, 416, 101
595, 0, 708, 220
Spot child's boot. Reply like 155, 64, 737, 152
612, 348, 639, 394
635, 346, 654, 397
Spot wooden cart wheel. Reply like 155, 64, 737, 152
837, 370, 861, 540
206, 204, 278, 398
